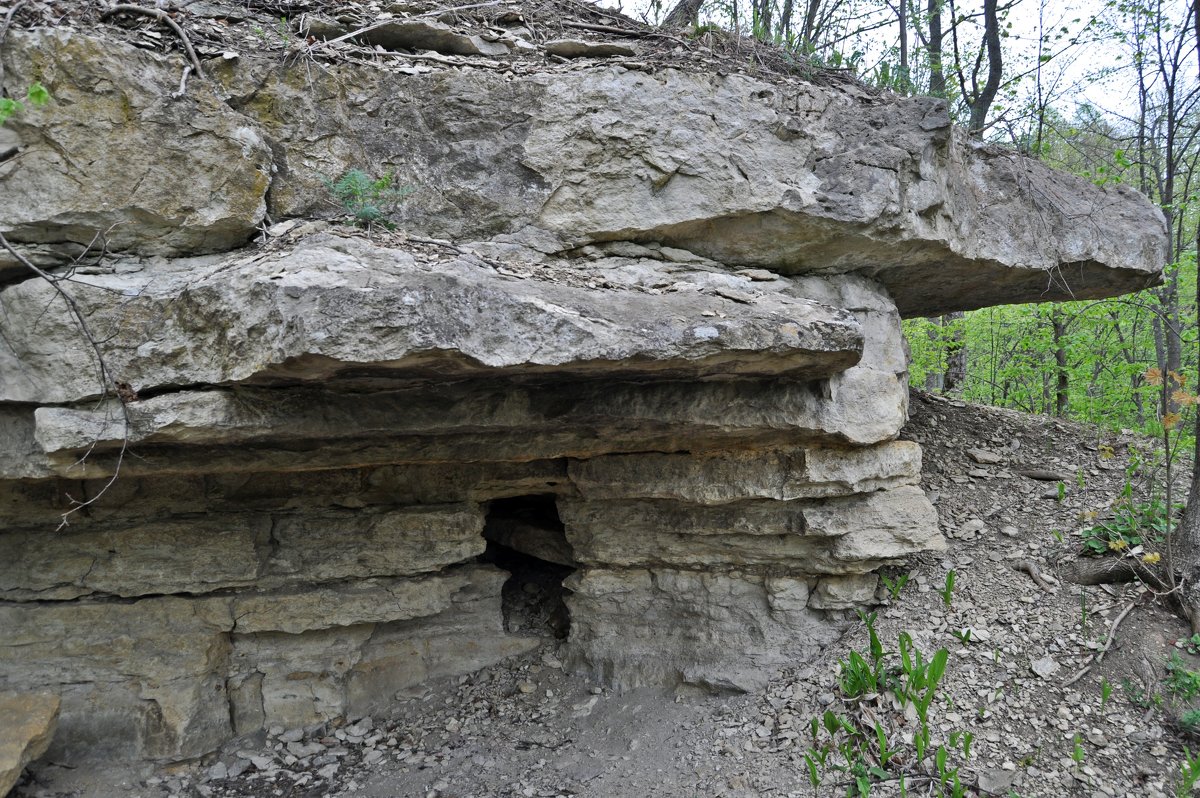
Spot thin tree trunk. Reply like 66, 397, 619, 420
1053, 307, 1069, 417
943, 311, 966, 393
662, 0, 704, 29
967, 0, 1002, 135
927, 0, 944, 96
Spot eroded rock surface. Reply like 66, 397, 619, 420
0, 693, 58, 797
0, 0, 1165, 773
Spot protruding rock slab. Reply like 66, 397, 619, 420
0, 692, 59, 797
560, 485, 942, 572
0, 235, 861, 405
0, 505, 483, 601
569, 441, 922, 503
2, 30, 1164, 313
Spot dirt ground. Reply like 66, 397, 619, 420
16, 389, 1200, 797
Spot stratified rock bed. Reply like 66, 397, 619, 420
0, 0, 1164, 772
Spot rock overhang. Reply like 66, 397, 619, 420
0, 2, 1169, 765
0, 28, 1168, 314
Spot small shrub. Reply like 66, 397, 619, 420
1081, 496, 1179, 555
324, 169, 413, 229
1166, 653, 1200, 701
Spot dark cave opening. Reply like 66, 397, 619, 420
479, 494, 576, 640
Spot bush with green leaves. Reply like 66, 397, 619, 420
323, 169, 413, 229
1080, 490, 1178, 556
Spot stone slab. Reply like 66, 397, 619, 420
0, 692, 59, 797
565, 568, 841, 692
569, 441, 921, 504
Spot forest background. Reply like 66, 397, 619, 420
612, 0, 1200, 623
614, 0, 1199, 449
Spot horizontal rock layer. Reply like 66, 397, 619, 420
0, 565, 537, 762
0, 234, 860, 406
1, 30, 1165, 314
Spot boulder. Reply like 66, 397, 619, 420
0, 692, 59, 797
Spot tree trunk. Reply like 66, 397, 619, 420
967, 0, 1002, 135
943, 311, 966, 393
927, 0, 945, 96
1053, 308, 1069, 417
662, 0, 704, 29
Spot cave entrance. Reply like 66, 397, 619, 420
480, 494, 576, 640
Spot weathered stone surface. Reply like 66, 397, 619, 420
357, 18, 511, 56
0, 567, 530, 760
543, 39, 637, 58
0, 460, 568, 528
228, 566, 538, 729
0, 505, 483, 601
1, 235, 861, 405
0, 597, 234, 761
217, 49, 1162, 315
559, 485, 941, 571
0, 30, 270, 277
0, 692, 59, 797
565, 569, 841, 692
1, 31, 1163, 312
807, 574, 880, 610
569, 441, 921, 504
231, 570, 486, 634
24, 369, 907, 479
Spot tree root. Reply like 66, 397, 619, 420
1012, 559, 1058, 593
1060, 557, 1172, 592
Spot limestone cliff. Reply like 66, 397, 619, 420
0, 0, 1166, 767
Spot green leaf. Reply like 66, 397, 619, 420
25, 82, 49, 107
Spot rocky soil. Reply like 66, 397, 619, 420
13, 390, 1200, 798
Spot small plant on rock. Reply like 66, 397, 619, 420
324, 168, 413, 229
0, 81, 49, 125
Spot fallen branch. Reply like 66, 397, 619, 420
1062, 598, 1139, 687
171, 64, 193, 98
100, 4, 204, 79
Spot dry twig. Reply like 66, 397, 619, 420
1062, 597, 1139, 687
100, 4, 205, 79
0, 231, 130, 528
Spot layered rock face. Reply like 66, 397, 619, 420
0, 18, 1165, 767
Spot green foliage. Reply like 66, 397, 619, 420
324, 169, 413, 229
1100, 678, 1114, 711
0, 81, 50, 126
940, 570, 956, 607
1080, 492, 1177, 555
880, 571, 910, 601
1180, 747, 1200, 797
1166, 653, 1200, 701
1070, 733, 1086, 766
805, 617, 963, 797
